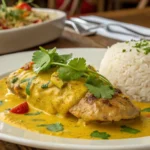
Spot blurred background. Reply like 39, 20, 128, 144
3, 0, 150, 16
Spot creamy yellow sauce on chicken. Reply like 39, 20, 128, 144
0, 76, 150, 139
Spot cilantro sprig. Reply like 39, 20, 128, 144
32, 47, 114, 99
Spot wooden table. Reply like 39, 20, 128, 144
1, 7, 150, 150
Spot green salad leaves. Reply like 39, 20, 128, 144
32, 47, 114, 99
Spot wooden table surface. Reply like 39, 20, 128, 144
1, 7, 150, 150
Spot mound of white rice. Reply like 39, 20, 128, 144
99, 40, 150, 102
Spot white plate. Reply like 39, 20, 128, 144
0, 48, 150, 150
0, 8, 66, 55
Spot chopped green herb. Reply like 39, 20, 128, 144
25, 76, 36, 95
47, 123, 64, 132
130, 49, 132, 52
12, 77, 18, 83
90, 130, 110, 139
141, 107, 150, 112
37, 123, 64, 132
0, 101, 3, 106
120, 125, 140, 134
136, 49, 140, 52
41, 81, 50, 89
122, 49, 126, 52
143, 47, 150, 55
25, 111, 41, 116
32, 47, 114, 99
133, 40, 150, 55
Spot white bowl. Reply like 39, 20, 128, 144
0, 8, 66, 54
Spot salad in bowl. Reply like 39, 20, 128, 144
0, 0, 50, 30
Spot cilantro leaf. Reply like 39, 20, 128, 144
47, 123, 64, 132
11, 77, 18, 83
60, 54, 72, 63
90, 130, 110, 139
32, 47, 115, 99
32, 47, 72, 73
53, 53, 72, 64
85, 75, 114, 99
85, 84, 114, 99
32, 50, 50, 73
58, 67, 83, 81
120, 125, 140, 134
69, 58, 86, 71
41, 81, 50, 89
37, 123, 64, 132
141, 107, 150, 112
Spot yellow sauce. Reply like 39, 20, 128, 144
0, 78, 150, 139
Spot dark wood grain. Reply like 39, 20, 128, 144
1, 7, 150, 150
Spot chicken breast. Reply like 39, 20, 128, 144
69, 92, 140, 122
6, 62, 140, 122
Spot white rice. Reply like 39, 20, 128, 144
99, 40, 150, 102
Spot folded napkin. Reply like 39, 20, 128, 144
81, 16, 150, 41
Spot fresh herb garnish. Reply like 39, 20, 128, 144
32, 47, 114, 99
25, 111, 41, 116
0, 101, 3, 106
122, 49, 126, 52
90, 130, 110, 139
120, 125, 140, 134
133, 40, 150, 55
25, 76, 36, 95
37, 123, 64, 132
41, 81, 50, 89
12, 77, 18, 83
141, 107, 150, 112
47, 123, 64, 132
143, 47, 150, 55
85, 75, 114, 99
